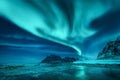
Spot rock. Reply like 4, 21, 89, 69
97, 36, 120, 59
41, 55, 62, 64
41, 54, 78, 64
62, 57, 78, 62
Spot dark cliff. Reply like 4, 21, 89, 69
97, 36, 120, 59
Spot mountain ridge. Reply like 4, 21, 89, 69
97, 36, 120, 59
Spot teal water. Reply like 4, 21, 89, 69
0, 63, 120, 80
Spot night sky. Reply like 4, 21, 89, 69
0, 0, 120, 64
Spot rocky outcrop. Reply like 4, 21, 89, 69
41, 55, 62, 63
41, 55, 78, 64
62, 57, 78, 62
97, 36, 120, 59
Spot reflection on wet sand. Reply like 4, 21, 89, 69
0, 64, 120, 80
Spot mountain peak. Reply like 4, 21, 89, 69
97, 36, 120, 59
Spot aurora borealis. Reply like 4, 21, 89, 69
0, 0, 120, 64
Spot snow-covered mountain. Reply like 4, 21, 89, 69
97, 36, 120, 59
